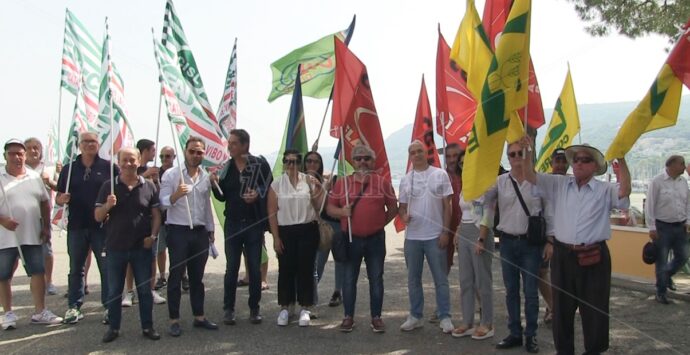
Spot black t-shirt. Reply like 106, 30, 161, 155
96, 176, 159, 251
57, 155, 119, 230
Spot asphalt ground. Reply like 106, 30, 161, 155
1, 222, 689, 355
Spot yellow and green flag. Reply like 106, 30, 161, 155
536, 68, 580, 172
456, 0, 532, 200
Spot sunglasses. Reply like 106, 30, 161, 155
83, 167, 91, 181
305, 158, 320, 164
80, 139, 98, 145
160, 154, 172, 159
572, 156, 594, 164
282, 159, 300, 165
508, 151, 524, 158
187, 150, 204, 156
353, 156, 372, 162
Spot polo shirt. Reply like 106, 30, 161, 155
329, 173, 397, 237
57, 155, 119, 230
96, 176, 159, 251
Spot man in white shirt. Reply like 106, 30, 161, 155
484, 142, 543, 353
159, 136, 217, 337
645, 155, 690, 304
521, 137, 631, 355
398, 141, 454, 334
0, 139, 62, 330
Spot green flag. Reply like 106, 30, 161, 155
273, 65, 308, 178
267, 16, 355, 102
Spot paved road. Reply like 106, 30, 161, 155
1, 223, 688, 354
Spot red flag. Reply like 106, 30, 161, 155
395, 76, 441, 232
667, 19, 690, 88
436, 29, 476, 148
482, 0, 545, 129
330, 38, 391, 181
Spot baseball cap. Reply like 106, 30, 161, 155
4, 139, 26, 151
551, 148, 566, 158
642, 241, 657, 265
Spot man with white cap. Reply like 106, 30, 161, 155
0, 139, 62, 330
521, 137, 631, 355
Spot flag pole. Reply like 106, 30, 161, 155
109, 92, 115, 194
153, 92, 163, 167
339, 126, 352, 243
167, 111, 194, 229
312, 99, 333, 152
58, 136, 78, 231
0, 179, 28, 274
441, 112, 447, 169
56, 89, 63, 164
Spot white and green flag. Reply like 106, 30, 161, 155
96, 18, 134, 160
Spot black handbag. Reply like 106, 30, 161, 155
509, 177, 547, 246
332, 179, 369, 262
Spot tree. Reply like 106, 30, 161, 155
568, 0, 690, 42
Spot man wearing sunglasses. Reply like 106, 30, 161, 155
56, 131, 119, 325
159, 136, 217, 336
210, 129, 272, 326
327, 144, 398, 333
484, 142, 544, 353
521, 137, 631, 355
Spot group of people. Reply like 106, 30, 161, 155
2, 128, 688, 355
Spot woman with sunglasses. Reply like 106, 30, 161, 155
304, 151, 345, 308
268, 149, 323, 327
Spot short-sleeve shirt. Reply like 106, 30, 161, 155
271, 172, 317, 226
57, 155, 119, 230
535, 173, 629, 245
399, 166, 453, 240
483, 173, 542, 236
0, 169, 50, 249
328, 173, 397, 237
96, 176, 159, 251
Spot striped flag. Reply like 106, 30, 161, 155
61, 9, 102, 127
162, 0, 226, 149
96, 18, 135, 160
217, 38, 238, 138
153, 37, 229, 167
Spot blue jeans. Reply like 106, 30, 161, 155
314, 220, 345, 304
343, 230, 386, 318
499, 237, 542, 338
106, 248, 153, 330
67, 228, 108, 309
224, 220, 264, 312
655, 221, 689, 295
404, 238, 451, 320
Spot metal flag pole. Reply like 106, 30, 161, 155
58, 134, 79, 232
441, 112, 447, 169
168, 114, 194, 229
153, 92, 163, 167
339, 126, 352, 243
0, 179, 28, 273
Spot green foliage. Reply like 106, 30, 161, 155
567, 0, 690, 42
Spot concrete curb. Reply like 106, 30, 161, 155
612, 275, 690, 302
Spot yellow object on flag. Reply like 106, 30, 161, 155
536, 68, 581, 172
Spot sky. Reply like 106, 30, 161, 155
0, 0, 680, 163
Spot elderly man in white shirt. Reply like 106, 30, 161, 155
520, 136, 631, 355
645, 155, 690, 304
159, 136, 217, 337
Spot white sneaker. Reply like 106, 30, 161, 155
440, 317, 454, 334
298, 309, 311, 327
31, 309, 63, 325
399, 315, 424, 331
277, 309, 289, 326
151, 290, 166, 305
122, 291, 133, 307
2, 311, 17, 330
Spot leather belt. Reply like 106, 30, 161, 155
500, 232, 528, 240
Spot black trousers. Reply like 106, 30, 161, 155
166, 225, 210, 319
277, 222, 319, 307
551, 241, 611, 355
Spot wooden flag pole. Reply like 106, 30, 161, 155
167, 110, 194, 229
339, 126, 352, 243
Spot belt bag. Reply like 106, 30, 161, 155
572, 243, 602, 266
510, 177, 547, 246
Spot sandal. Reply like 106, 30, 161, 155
471, 325, 494, 340
451, 324, 475, 338
261, 282, 269, 291
543, 308, 553, 324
